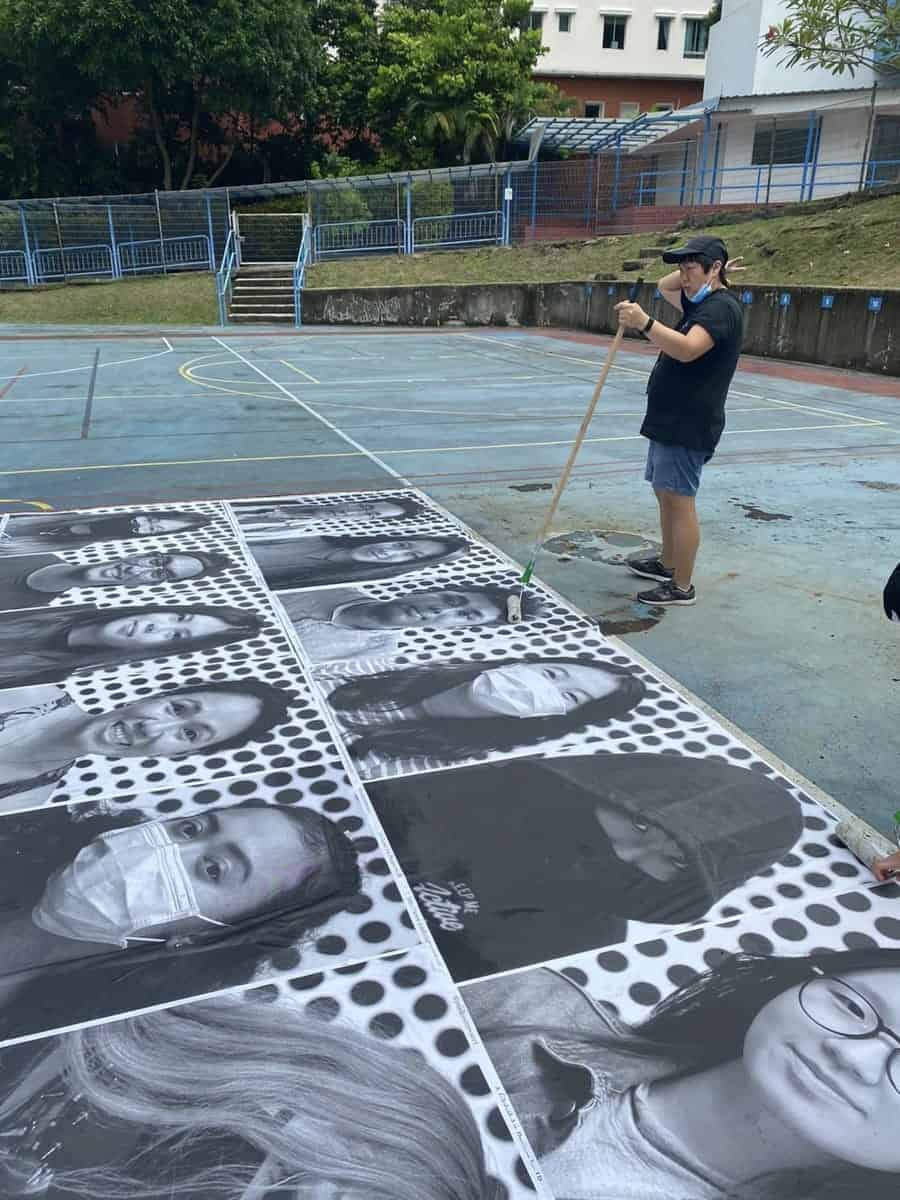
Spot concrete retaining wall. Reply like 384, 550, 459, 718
302, 281, 900, 375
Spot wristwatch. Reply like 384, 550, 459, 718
642, 316, 655, 335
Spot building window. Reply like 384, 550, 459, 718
871, 115, 900, 183
602, 15, 627, 49
657, 16, 671, 49
528, 10, 544, 31
683, 17, 709, 57
619, 101, 640, 120
558, 12, 572, 32
751, 123, 815, 166
585, 102, 605, 118
652, 102, 674, 112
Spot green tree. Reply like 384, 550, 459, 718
1, 0, 318, 192
310, 0, 381, 155
370, 0, 546, 166
762, 0, 900, 76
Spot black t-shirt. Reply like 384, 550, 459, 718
641, 287, 744, 453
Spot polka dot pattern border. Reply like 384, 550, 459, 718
230, 490, 446, 538
481, 883, 900, 1029
251, 946, 542, 1198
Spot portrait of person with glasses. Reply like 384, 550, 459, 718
465, 946, 900, 1199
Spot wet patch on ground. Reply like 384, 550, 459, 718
730, 501, 792, 522
594, 600, 667, 635
509, 482, 552, 492
542, 528, 660, 566
856, 480, 900, 493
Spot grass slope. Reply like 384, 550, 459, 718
307, 192, 900, 291
0, 271, 218, 326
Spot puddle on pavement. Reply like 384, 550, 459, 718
730, 501, 792, 522
542, 528, 659, 566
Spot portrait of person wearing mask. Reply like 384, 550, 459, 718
0, 988, 504, 1199
233, 494, 427, 532
321, 656, 646, 778
0, 799, 362, 1039
280, 584, 551, 664
465, 947, 900, 1200
0, 548, 234, 611
0, 678, 292, 812
369, 752, 803, 979
0, 603, 268, 688
0, 510, 212, 556
250, 532, 471, 592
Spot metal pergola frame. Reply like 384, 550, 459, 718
514, 98, 720, 156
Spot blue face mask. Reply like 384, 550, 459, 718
686, 283, 713, 304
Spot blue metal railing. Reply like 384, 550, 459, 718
629, 156, 900, 208
0, 250, 29, 284
313, 218, 407, 258
118, 234, 213, 274
32, 243, 115, 280
216, 228, 238, 326
412, 209, 503, 251
293, 221, 312, 327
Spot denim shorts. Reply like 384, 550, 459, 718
644, 439, 712, 497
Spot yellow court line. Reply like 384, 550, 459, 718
3, 418, 881, 476
280, 359, 321, 384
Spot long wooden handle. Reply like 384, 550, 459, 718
533, 322, 627, 547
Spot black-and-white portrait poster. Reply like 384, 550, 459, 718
277, 573, 574, 665
463, 884, 900, 1200
230, 489, 444, 536
0, 504, 230, 558
368, 752, 873, 980
0, 947, 542, 1198
0, 771, 419, 1041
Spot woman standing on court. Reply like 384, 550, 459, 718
614, 239, 746, 607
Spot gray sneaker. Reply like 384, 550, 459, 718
627, 556, 673, 582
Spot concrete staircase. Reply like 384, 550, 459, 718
228, 266, 295, 324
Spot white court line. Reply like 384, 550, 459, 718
0, 419, 882, 477
212, 336, 409, 484
280, 359, 321, 385
0, 344, 174, 382
162, 336, 174, 352
461, 333, 888, 426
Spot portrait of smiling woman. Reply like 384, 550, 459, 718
0, 603, 268, 688
0, 798, 363, 1039
0, 510, 212, 556
0, 678, 292, 812
250, 532, 471, 590
466, 946, 900, 1200
322, 656, 646, 777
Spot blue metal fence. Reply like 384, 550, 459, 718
313, 218, 407, 258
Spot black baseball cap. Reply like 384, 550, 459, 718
662, 235, 728, 265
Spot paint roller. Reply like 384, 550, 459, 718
833, 810, 900, 879
507, 277, 644, 624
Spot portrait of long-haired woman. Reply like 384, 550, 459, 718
0, 989, 504, 1199
250, 532, 471, 591
0, 510, 212, 556
323, 655, 647, 777
0, 603, 268, 688
466, 946, 900, 1200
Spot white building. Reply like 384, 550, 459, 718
551, 0, 900, 212
529, 2, 708, 117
